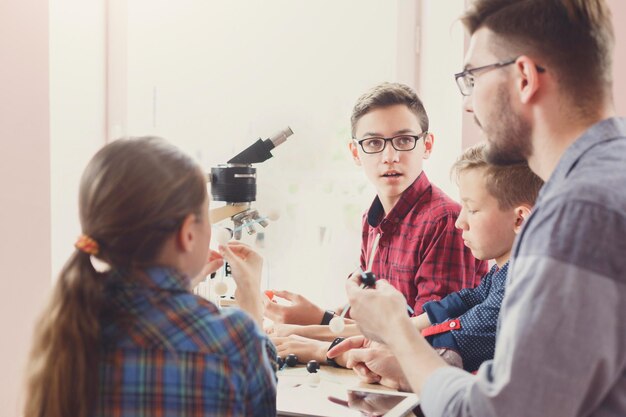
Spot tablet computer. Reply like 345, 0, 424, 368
277, 383, 419, 417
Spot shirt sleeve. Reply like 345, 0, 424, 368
423, 266, 495, 324
420, 199, 626, 417
423, 292, 468, 323
412, 214, 486, 314
429, 269, 505, 372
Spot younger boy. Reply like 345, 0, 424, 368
328, 143, 543, 378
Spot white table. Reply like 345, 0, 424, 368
277, 365, 420, 417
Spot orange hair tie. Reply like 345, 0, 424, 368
75, 234, 100, 256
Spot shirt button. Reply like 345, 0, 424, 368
394, 217, 400, 223
449, 322, 457, 328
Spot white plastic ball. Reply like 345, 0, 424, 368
214, 228, 232, 246
307, 373, 321, 385
213, 281, 228, 296
265, 208, 281, 221
329, 316, 345, 334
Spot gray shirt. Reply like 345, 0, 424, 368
421, 117, 626, 417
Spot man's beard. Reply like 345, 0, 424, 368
479, 85, 532, 166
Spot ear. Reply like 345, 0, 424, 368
514, 55, 542, 105
423, 133, 435, 160
513, 204, 532, 234
348, 141, 362, 166
176, 213, 198, 253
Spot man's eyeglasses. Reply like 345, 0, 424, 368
454, 57, 546, 96
353, 132, 428, 154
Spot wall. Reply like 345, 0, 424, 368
0, 1, 106, 415
418, 0, 466, 200
50, 0, 107, 277
0, 1, 51, 415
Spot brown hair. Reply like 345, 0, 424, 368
461, 0, 614, 110
452, 142, 544, 209
350, 82, 429, 137
24, 137, 207, 417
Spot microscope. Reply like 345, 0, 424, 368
198, 127, 294, 307
208, 126, 293, 238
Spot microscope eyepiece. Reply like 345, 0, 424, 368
227, 126, 293, 165
268, 127, 294, 149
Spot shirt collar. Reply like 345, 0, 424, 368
493, 260, 509, 275
367, 171, 431, 227
539, 117, 626, 202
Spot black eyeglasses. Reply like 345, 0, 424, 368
353, 132, 428, 154
454, 57, 546, 96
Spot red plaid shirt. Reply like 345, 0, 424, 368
361, 172, 487, 314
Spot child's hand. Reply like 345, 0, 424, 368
191, 249, 223, 287
219, 242, 264, 325
263, 290, 325, 325
264, 322, 302, 337
218, 242, 263, 292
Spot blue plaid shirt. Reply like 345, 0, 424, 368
422, 262, 509, 372
95, 266, 277, 417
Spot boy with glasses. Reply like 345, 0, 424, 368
339, 1, 626, 417
266, 83, 487, 360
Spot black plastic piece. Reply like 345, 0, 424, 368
360, 271, 376, 287
210, 166, 257, 203
306, 360, 320, 374
285, 353, 298, 367
228, 138, 275, 165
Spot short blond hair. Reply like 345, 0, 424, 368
452, 143, 543, 209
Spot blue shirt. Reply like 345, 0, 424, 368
421, 118, 626, 417
423, 262, 509, 372
96, 266, 277, 417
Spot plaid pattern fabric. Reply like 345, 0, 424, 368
361, 172, 487, 314
95, 267, 277, 417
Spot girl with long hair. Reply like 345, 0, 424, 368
24, 137, 276, 417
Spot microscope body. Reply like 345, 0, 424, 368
209, 165, 266, 240
208, 126, 292, 239
201, 127, 293, 307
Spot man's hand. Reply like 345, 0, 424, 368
263, 290, 325, 325
271, 335, 329, 363
345, 272, 411, 343
328, 336, 411, 391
